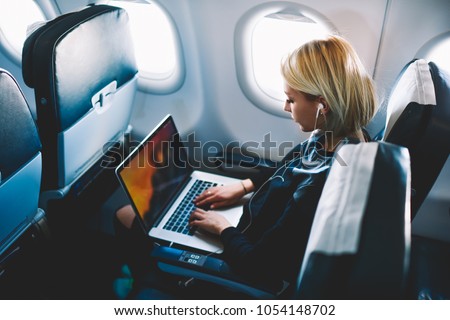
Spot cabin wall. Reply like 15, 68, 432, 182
1, 0, 449, 155
44, 0, 450, 159
131, 0, 390, 160
375, 0, 450, 96
0, 0, 448, 176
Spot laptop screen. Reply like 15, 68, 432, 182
116, 115, 191, 231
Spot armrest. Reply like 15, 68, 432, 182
151, 245, 284, 299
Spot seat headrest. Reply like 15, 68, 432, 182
22, 11, 76, 87
0, 69, 41, 181
383, 59, 436, 139
21, 4, 138, 132
384, 59, 436, 138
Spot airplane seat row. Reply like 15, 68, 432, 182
1, 4, 138, 298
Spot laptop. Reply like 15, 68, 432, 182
115, 114, 244, 253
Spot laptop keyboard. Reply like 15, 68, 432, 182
163, 179, 218, 235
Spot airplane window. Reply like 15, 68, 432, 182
106, 0, 184, 93
422, 35, 450, 73
252, 13, 330, 102
236, 5, 334, 117
0, 0, 46, 64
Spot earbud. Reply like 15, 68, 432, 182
315, 103, 324, 119
316, 103, 325, 118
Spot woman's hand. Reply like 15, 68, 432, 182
189, 208, 232, 235
193, 179, 253, 209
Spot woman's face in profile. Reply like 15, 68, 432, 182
283, 84, 320, 132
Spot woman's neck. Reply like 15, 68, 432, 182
325, 129, 366, 152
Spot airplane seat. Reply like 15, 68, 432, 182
295, 142, 411, 299
365, 59, 450, 300
0, 68, 50, 297
141, 141, 411, 299
377, 59, 450, 219
21, 4, 138, 229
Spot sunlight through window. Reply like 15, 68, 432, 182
252, 13, 330, 101
108, 0, 177, 79
0, 0, 45, 61
424, 37, 450, 73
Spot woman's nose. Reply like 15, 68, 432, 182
284, 102, 291, 112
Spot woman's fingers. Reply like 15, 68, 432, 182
189, 207, 206, 223
194, 188, 212, 202
193, 188, 216, 206
188, 208, 231, 235
193, 183, 243, 209
194, 190, 209, 202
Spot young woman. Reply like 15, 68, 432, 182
115, 35, 376, 295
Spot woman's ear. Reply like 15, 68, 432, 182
320, 102, 330, 114
317, 97, 330, 114
317, 97, 330, 115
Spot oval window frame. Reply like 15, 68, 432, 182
416, 31, 450, 73
105, 0, 185, 94
0, 0, 49, 65
234, 1, 336, 118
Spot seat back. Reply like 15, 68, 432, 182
0, 68, 42, 255
296, 142, 411, 299
22, 5, 138, 200
381, 59, 450, 218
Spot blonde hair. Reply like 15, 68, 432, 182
281, 35, 376, 137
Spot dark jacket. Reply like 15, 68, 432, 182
220, 131, 362, 290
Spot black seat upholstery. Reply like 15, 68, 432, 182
21, 4, 138, 214
296, 142, 411, 299
381, 59, 450, 218
380, 60, 450, 300
145, 142, 411, 299
0, 69, 49, 298
0, 68, 44, 256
